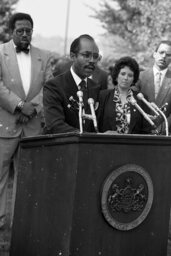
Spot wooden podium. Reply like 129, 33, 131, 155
10, 133, 171, 256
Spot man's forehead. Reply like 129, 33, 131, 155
157, 43, 171, 52
15, 20, 32, 28
79, 38, 99, 52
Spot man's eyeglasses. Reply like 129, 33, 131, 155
78, 51, 101, 61
15, 28, 33, 36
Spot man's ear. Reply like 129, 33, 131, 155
70, 52, 76, 61
153, 52, 156, 59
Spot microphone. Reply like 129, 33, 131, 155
129, 96, 156, 127
68, 96, 79, 110
137, 93, 159, 116
150, 102, 169, 136
69, 96, 76, 102
160, 102, 168, 112
77, 90, 84, 104
88, 98, 98, 132
77, 91, 84, 134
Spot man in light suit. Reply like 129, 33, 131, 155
43, 34, 100, 134
138, 40, 171, 134
0, 12, 53, 227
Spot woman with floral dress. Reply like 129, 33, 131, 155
97, 56, 151, 134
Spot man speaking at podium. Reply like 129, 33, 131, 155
43, 34, 100, 134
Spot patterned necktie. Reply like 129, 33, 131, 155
78, 80, 88, 107
155, 72, 162, 98
78, 80, 86, 91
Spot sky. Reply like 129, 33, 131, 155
15, 0, 105, 39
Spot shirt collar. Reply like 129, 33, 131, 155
70, 66, 87, 87
113, 86, 132, 103
153, 66, 168, 77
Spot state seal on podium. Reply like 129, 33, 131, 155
101, 164, 154, 231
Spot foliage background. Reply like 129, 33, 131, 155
0, 0, 18, 43
1, 0, 171, 69
91, 0, 171, 68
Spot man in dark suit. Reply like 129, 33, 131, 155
43, 34, 100, 134
91, 65, 108, 90
52, 55, 108, 90
138, 40, 171, 134
0, 12, 53, 227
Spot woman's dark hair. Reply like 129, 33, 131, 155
70, 34, 95, 54
112, 56, 140, 85
9, 12, 34, 31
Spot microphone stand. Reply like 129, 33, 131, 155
77, 91, 98, 134
129, 96, 156, 128
137, 93, 159, 116
88, 98, 98, 133
151, 103, 169, 136
137, 93, 169, 136
77, 91, 84, 134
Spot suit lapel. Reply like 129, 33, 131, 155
146, 69, 155, 102
156, 69, 171, 106
65, 71, 78, 100
4, 41, 26, 98
129, 104, 138, 132
64, 71, 80, 120
26, 46, 42, 100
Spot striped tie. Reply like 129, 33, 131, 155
155, 72, 161, 98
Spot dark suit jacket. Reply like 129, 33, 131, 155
92, 66, 108, 90
43, 70, 100, 134
139, 68, 171, 133
97, 88, 151, 134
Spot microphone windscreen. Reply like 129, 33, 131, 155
77, 90, 83, 97
88, 98, 94, 105
137, 93, 144, 100
129, 96, 136, 105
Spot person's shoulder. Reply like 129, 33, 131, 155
47, 72, 66, 84
95, 66, 108, 75
0, 43, 5, 52
140, 67, 152, 77
30, 45, 53, 58
166, 67, 171, 76
93, 66, 108, 83
100, 88, 113, 98
87, 77, 100, 88
131, 89, 139, 97
0, 40, 11, 51
44, 75, 66, 97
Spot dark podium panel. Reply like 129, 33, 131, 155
10, 133, 171, 256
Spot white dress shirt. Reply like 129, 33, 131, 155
15, 44, 31, 96
153, 66, 167, 97
153, 66, 167, 86
70, 66, 87, 88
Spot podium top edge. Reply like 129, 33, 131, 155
19, 132, 171, 148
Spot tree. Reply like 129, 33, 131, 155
0, 0, 19, 43
91, 0, 171, 65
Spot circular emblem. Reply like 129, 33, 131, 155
101, 164, 153, 231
